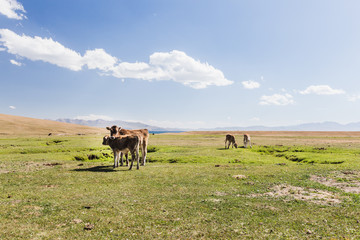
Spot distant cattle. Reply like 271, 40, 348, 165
243, 134, 252, 148
106, 125, 149, 166
225, 134, 238, 149
102, 135, 140, 170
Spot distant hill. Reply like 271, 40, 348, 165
55, 118, 360, 131
56, 118, 184, 132
199, 121, 360, 131
2, 114, 360, 136
0, 114, 105, 136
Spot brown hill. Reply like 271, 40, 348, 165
0, 113, 106, 136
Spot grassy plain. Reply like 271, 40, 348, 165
1, 132, 360, 239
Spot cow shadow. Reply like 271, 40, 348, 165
73, 165, 130, 172
217, 146, 245, 150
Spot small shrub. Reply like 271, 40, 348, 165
74, 156, 86, 161
321, 161, 344, 165
147, 158, 157, 163
87, 154, 100, 160
168, 159, 178, 163
147, 146, 158, 153
275, 154, 285, 158
102, 152, 111, 158
285, 155, 305, 162
46, 140, 66, 145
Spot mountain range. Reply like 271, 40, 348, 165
55, 119, 185, 132
55, 119, 360, 131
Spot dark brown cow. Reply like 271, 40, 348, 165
243, 134, 252, 148
106, 125, 149, 166
102, 135, 140, 170
225, 134, 238, 149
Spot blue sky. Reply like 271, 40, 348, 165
1, 0, 360, 129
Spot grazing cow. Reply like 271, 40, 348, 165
102, 135, 140, 170
243, 134, 252, 148
106, 125, 149, 166
225, 134, 238, 149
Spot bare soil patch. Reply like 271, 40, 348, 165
250, 184, 344, 205
311, 171, 360, 194
0, 161, 63, 174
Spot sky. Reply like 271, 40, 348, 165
1, 0, 360, 129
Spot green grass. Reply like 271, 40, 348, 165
0, 133, 360, 239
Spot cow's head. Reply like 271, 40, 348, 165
234, 143, 238, 148
102, 135, 110, 145
106, 125, 122, 137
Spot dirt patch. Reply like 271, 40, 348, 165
213, 191, 228, 196
22, 205, 43, 216
0, 168, 10, 174
311, 171, 360, 194
233, 175, 247, 180
42, 184, 58, 188
0, 161, 63, 174
250, 184, 343, 205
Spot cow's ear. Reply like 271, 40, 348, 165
106, 127, 111, 130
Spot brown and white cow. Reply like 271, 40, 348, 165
243, 134, 252, 148
106, 125, 149, 166
225, 134, 238, 149
102, 135, 140, 170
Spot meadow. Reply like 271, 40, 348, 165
1, 132, 360, 239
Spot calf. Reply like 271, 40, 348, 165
225, 134, 238, 149
106, 125, 149, 166
243, 134, 252, 148
102, 135, 140, 170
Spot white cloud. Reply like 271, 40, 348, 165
147, 50, 233, 89
0, 0, 26, 20
113, 50, 234, 89
0, 29, 233, 89
0, 29, 83, 70
9, 105, 16, 109
82, 48, 117, 71
10, 59, 21, 66
300, 85, 345, 95
242, 80, 260, 89
75, 114, 113, 121
259, 93, 294, 106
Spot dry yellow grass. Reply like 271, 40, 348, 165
0, 113, 105, 136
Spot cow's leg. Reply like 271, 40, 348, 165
129, 153, 134, 170
249, 140, 252, 148
113, 151, 117, 168
119, 152, 123, 166
136, 148, 140, 170
125, 153, 129, 166
141, 141, 147, 166
142, 150, 147, 166
117, 151, 121, 167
